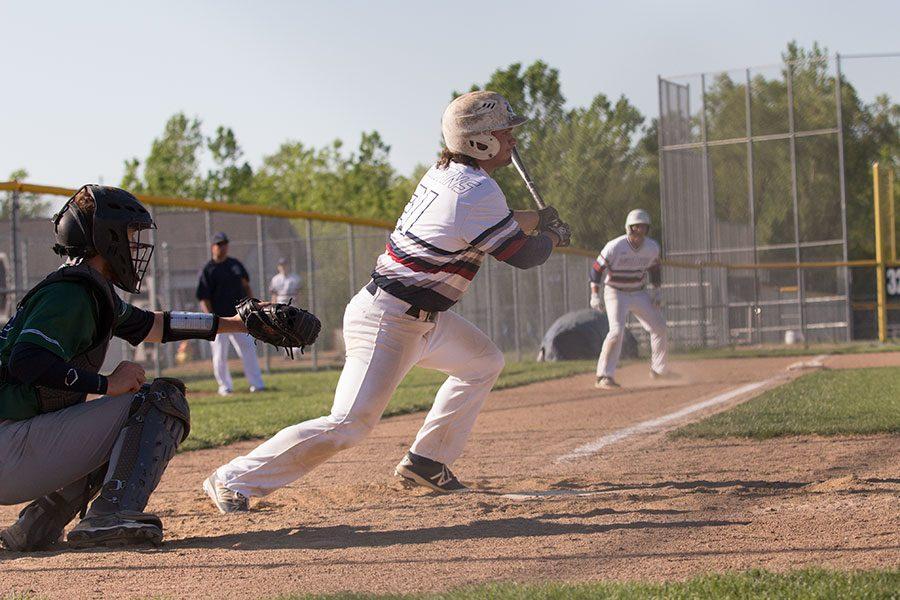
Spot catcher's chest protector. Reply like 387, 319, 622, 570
15, 264, 117, 413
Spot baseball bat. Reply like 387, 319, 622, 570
510, 147, 546, 210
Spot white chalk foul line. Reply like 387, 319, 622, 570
554, 379, 775, 463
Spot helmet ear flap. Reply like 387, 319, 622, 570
463, 132, 501, 160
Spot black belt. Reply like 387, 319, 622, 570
365, 281, 438, 322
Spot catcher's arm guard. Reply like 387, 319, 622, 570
236, 298, 322, 359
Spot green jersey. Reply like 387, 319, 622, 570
0, 281, 143, 420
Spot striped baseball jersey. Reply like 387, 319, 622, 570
371, 162, 528, 312
590, 235, 661, 290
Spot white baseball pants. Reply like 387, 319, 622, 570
216, 285, 505, 498
211, 332, 265, 393
597, 286, 668, 378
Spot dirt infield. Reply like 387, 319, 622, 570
2, 354, 898, 599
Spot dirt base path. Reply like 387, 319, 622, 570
2, 354, 898, 599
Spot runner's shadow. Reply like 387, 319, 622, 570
169, 513, 750, 551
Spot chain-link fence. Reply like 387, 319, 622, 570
658, 52, 899, 346
0, 185, 599, 376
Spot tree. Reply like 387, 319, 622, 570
461, 61, 658, 249
2, 169, 50, 219
201, 126, 253, 203
120, 113, 205, 197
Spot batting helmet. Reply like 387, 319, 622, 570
625, 209, 651, 233
52, 185, 156, 294
441, 91, 528, 161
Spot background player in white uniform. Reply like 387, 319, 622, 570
203, 91, 571, 511
590, 209, 668, 389
269, 257, 301, 304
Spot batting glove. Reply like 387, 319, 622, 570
590, 292, 604, 312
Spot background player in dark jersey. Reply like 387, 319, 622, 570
196, 231, 264, 396
0, 185, 264, 551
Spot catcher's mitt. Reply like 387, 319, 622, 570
236, 298, 321, 359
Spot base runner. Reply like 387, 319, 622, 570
590, 209, 669, 389
204, 91, 571, 511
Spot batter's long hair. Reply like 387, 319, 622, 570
436, 148, 480, 170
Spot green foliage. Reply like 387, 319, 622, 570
673, 366, 900, 439
247, 132, 415, 219
2, 168, 50, 218
464, 61, 659, 249
272, 568, 900, 599
178, 359, 593, 452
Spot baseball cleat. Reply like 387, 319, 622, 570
395, 453, 469, 493
650, 369, 680, 380
67, 511, 163, 548
595, 376, 620, 390
203, 472, 249, 513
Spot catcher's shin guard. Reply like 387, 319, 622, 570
0, 465, 106, 552
81, 378, 189, 520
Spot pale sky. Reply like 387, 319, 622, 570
1, 0, 897, 188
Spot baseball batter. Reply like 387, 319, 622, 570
590, 209, 668, 389
204, 91, 571, 511
0, 186, 267, 550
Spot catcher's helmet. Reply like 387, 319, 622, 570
442, 91, 527, 161
52, 185, 156, 294
625, 209, 651, 233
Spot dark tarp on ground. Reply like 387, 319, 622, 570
538, 308, 638, 362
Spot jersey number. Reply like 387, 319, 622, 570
396, 184, 438, 234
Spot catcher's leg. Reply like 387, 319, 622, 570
0, 394, 133, 551
68, 378, 189, 548
0, 465, 105, 552
230, 332, 264, 390
409, 310, 505, 466
596, 287, 630, 379
631, 292, 669, 375
214, 288, 429, 499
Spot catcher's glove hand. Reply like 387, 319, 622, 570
236, 298, 321, 359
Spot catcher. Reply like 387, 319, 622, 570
0, 185, 319, 551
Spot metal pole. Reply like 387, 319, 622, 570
10, 190, 20, 305
148, 208, 161, 377
20, 239, 28, 293
512, 266, 521, 362
561, 253, 569, 312
785, 63, 808, 345
537, 264, 546, 339
834, 54, 853, 341
256, 215, 270, 373
698, 263, 708, 347
874, 162, 887, 342
161, 242, 175, 369
699, 74, 713, 263
204, 209, 213, 249
657, 75, 670, 277
347, 223, 356, 299
485, 257, 494, 340
305, 220, 318, 369
745, 68, 761, 345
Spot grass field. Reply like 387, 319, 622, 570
674, 341, 900, 361
183, 359, 595, 451
269, 569, 900, 600
674, 367, 900, 439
